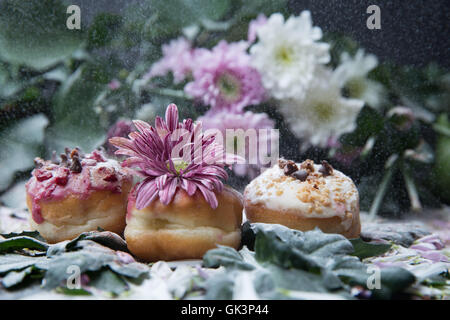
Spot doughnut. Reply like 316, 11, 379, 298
25, 148, 133, 243
244, 159, 360, 238
108, 103, 244, 261
125, 186, 243, 262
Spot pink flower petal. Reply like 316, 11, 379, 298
165, 104, 179, 132
109, 103, 234, 208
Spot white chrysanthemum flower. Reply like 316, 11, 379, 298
332, 49, 386, 109
249, 11, 330, 100
280, 67, 364, 147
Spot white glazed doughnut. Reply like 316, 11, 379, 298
244, 159, 361, 238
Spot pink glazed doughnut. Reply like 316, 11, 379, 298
25, 148, 133, 243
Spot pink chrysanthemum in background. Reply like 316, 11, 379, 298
247, 14, 267, 43
108, 79, 121, 90
198, 110, 276, 178
104, 119, 134, 155
146, 37, 196, 83
185, 41, 266, 112
109, 104, 238, 209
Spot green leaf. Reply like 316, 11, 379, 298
202, 246, 350, 300
119, 0, 231, 45
151, 0, 231, 35
0, 63, 22, 98
0, 114, 48, 191
0, 0, 84, 70
325, 255, 415, 300
1, 266, 33, 288
203, 272, 235, 299
87, 13, 123, 49
249, 223, 354, 269
340, 106, 384, 147
238, 223, 417, 299
349, 238, 392, 260
0, 180, 27, 209
64, 231, 128, 252
41, 240, 148, 289
55, 286, 92, 296
0, 236, 49, 253
234, 0, 289, 19
433, 114, 450, 202
88, 268, 128, 296
46, 63, 108, 153
1, 231, 45, 242
360, 222, 429, 247
267, 264, 343, 296
203, 245, 255, 270
0, 232, 149, 291
0, 254, 47, 274
374, 267, 416, 299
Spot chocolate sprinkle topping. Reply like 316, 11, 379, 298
283, 161, 298, 175
292, 169, 308, 181
34, 157, 44, 169
70, 148, 79, 159
278, 158, 288, 169
319, 160, 334, 177
51, 151, 59, 164
69, 156, 82, 173
60, 154, 68, 167
32, 147, 91, 174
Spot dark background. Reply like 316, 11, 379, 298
289, 0, 450, 68
71, 0, 450, 68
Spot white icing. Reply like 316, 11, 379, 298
244, 162, 359, 220
92, 158, 123, 172
89, 158, 132, 188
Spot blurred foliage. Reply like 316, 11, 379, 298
0, 0, 448, 217
0, 0, 84, 71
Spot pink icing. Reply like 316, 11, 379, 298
126, 186, 137, 219
26, 151, 133, 224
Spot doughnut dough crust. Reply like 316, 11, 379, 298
244, 161, 360, 238
125, 186, 243, 261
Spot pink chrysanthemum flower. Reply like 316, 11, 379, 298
109, 104, 237, 209
247, 14, 267, 43
198, 110, 276, 178
108, 79, 121, 90
185, 41, 266, 112
146, 37, 196, 83
104, 119, 134, 156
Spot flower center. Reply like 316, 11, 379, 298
275, 46, 294, 65
345, 77, 367, 99
217, 72, 241, 102
314, 102, 335, 122
167, 158, 189, 174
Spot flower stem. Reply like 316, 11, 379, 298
146, 87, 190, 99
433, 123, 450, 137
368, 161, 396, 220
402, 166, 422, 212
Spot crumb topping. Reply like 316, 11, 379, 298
245, 159, 358, 219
